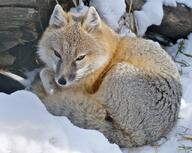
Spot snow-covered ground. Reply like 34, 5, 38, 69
0, 91, 122, 153
90, 0, 126, 31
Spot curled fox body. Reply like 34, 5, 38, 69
32, 5, 182, 147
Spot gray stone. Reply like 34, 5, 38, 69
0, 52, 16, 66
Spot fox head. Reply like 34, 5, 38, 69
38, 4, 118, 87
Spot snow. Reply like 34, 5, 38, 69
163, 0, 177, 6
134, 0, 192, 36
0, 91, 122, 153
134, 0, 164, 36
70, 0, 89, 18
166, 33, 192, 75
167, 33, 192, 102
90, 0, 126, 31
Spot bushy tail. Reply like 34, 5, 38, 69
0, 69, 40, 94
0, 70, 30, 87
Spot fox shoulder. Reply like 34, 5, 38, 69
115, 37, 180, 79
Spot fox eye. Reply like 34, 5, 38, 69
54, 50, 61, 58
76, 55, 86, 61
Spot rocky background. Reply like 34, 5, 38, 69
0, 0, 192, 93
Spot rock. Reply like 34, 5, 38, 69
59, 0, 75, 11
0, 0, 67, 53
5, 41, 43, 75
0, 4, 39, 52
147, 4, 192, 42
0, 52, 16, 66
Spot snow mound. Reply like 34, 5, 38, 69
0, 91, 122, 153
90, 0, 126, 31
70, 0, 89, 18
134, 0, 164, 36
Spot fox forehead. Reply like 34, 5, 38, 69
48, 23, 96, 57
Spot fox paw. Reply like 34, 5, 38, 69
40, 68, 56, 95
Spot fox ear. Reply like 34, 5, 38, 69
49, 4, 67, 27
82, 7, 101, 32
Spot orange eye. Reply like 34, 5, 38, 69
54, 50, 61, 58
76, 55, 86, 61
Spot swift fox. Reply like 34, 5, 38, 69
32, 4, 182, 147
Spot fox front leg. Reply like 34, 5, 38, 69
40, 68, 56, 95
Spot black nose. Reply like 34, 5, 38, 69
58, 77, 67, 85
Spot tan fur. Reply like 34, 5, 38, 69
32, 5, 182, 147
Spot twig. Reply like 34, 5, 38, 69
175, 40, 185, 59
128, 0, 133, 14
55, 0, 59, 4
181, 134, 192, 141
178, 145, 192, 151
180, 50, 192, 58
175, 60, 190, 67
151, 136, 168, 147
174, 40, 192, 58
179, 126, 192, 132
72, 0, 78, 7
